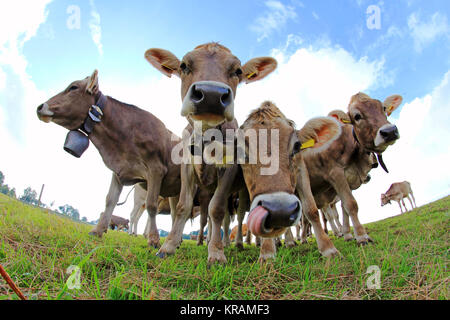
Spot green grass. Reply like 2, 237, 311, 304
0, 193, 448, 300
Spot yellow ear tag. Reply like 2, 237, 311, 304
247, 71, 256, 79
387, 105, 394, 116
300, 139, 315, 150
161, 64, 174, 71
341, 119, 351, 124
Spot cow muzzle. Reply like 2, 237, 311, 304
247, 192, 301, 238
375, 124, 399, 150
36, 103, 54, 123
181, 81, 234, 126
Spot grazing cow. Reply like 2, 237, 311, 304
109, 215, 129, 231
237, 102, 339, 261
381, 181, 417, 213
298, 93, 402, 245
36, 70, 181, 248
145, 42, 277, 264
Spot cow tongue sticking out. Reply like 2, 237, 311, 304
248, 206, 271, 237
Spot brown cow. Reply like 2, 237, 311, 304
230, 223, 249, 242
381, 181, 417, 213
237, 102, 339, 261
36, 70, 181, 248
298, 92, 402, 245
109, 214, 129, 231
145, 43, 277, 264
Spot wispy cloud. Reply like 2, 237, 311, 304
89, 0, 103, 56
250, 1, 297, 42
408, 12, 450, 52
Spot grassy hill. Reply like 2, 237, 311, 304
0, 193, 448, 300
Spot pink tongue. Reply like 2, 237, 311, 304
248, 206, 269, 237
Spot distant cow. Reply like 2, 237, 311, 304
109, 215, 129, 231
230, 223, 248, 242
381, 181, 417, 213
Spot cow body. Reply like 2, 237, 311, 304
37, 70, 181, 248
297, 93, 402, 245
145, 43, 277, 264
381, 181, 416, 213
109, 215, 129, 231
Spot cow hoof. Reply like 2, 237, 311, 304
258, 254, 275, 264
344, 233, 354, 241
88, 230, 103, 238
285, 241, 297, 248
322, 247, 341, 258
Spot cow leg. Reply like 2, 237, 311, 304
222, 208, 231, 248
341, 203, 353, 240
329, 169, 371, 245
259, 238, 276, 263
284, 228, 297, 248
197, 192, 208, 246
245, 227, 252, 245
320, 210, 328, 234
296, 160, 339, 257
145, 172, 164, 248
325, 205, 343, 237
156, 164, 196, 257
207, 166, 238, 265
255, 236, 261, 247
295, 222, 301, 241
397, 200, 403, 214
406, 196, 414, 211
236, 188, 249, 250
409, 191, 417, 208
401, 198, 408, 212
300, 214, 310, 244
131, 204, 145, 236
89, 173, 123, 237
168, 195, 179, 227
331, 203, 344, 236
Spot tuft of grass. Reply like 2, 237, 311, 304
0, 193, 448, 300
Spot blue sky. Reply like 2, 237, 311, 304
0, 0, 449, 233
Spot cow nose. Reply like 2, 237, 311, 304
189, 83, 232, 115
364, 174, 371, 183
379, 125, 399, 143
37, 104, 44, 112
259, 199, 300, 228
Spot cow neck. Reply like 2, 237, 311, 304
352, 126, 389, 173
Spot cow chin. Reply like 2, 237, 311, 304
189, 113, 227, 129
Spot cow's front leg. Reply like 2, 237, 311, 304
207, 166, 238, 266
258, 238, 276, 263
296, 160, 339, 257
197, 190, 209, 246
284, 228, 297, 248
156, 164, 195, 257
89, 173, 123, 237
222, 208, 231, 248
330, 168, 372, 245
145, 172, 164, 248
341, 204, 353, 241
236, 188, 249, 249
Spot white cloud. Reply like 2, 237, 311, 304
408, 12, 450, 52
250, 1, 297, 42
89, 0, 103, 56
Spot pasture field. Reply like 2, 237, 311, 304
0, 193, 448, 300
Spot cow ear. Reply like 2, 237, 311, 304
383, 95, 403, 116
86, 69, 99, 95
241, 57, 277, 84
328, 109, 352, 124
145, 48, 181, 78
297, 117, 341, 151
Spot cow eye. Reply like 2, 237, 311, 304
291, 141, 302, 157
354, 114, 362, 121
180, 62, 190, 74
233, 68, 243, 77
68, 85, 78, 92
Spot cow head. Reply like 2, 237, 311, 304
145, 43, 277, 129
380, 193, 391, 206
238, 102, 301, 238
37, 70, 100, 130
348, 93, 402, 154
